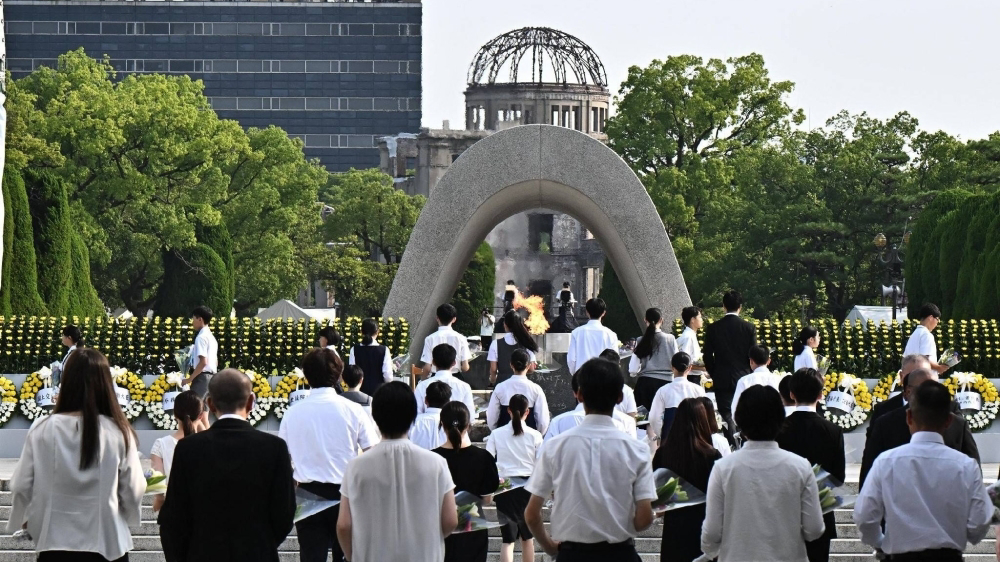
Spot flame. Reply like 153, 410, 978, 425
512, 290, 550, 335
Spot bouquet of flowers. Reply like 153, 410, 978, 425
174, 346, 193, 374
813, 464, 855, 514
454, 492, 504, 534
816, 355, 831, 377
294, 487, 340, 524
0, 376, 18, 428
145, 469, 168, 496
939, 348, 962, 369
651, 468, 706, 514
495, 477, 529, 496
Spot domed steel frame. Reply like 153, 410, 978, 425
467, 27, 608, 87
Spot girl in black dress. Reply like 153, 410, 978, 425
434, 402, 500, 562
652, 397, 721, 562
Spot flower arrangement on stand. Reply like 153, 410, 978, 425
871, 372, 902, 404
943, 372, 999, 432
145, 372, 185, 430
821, 372, 872, 431
244, 370, 274, 426
0, 376, 18, 428
273, 368, 310, 419
18, 367, 56, 422
110, 366, 147, 421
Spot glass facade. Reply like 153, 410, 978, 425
6, 1, 422, 172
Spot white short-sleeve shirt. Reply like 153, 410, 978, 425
420, 326, 472, 372
648, 379, 706, 438
348, 341, 394, 382
676, 326, 702, 362
150, 435, 179, 479
486, 423, 543, 478
793, 347, 819, 372
486, 333, 538, 363
566, 320, 619, 374
408, 408, 447, 450
903, 325, 938, 364
487, 374, 550, 434
618, 384, 638, 415
414, 371, 475, 415
192, 327, 219, 373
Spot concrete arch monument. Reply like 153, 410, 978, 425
383, 124, 691, 360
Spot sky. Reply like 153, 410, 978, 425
422, 0, 1000, 140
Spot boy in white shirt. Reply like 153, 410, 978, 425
676, 306, 705, 372
420, 304, 472, 376
904, 303, 948, 374
731, 345, 781, 418
408, 382, 451, 450
184, 306, 218, 398
414, 344, 475, 415
566, 298, 618, 374
545, 370, 638, 441
525, 358, 656, 561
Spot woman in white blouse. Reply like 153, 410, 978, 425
150, 390, 208, 512
793, 326, 820, 372
8, 348, 145, 562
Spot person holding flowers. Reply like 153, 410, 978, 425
337, 382, 458, 562
150, 391, 208, 513
434, 401, 500, 562
279, 349, 379, 562
675, 306, 704, 375
792, 326, 820, 372
903, 303, 949, 375
7, 348, 145, 562
56, 325, 84, 386
486, 393, 543, 562
184, 306, 218, 398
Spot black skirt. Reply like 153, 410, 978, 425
494, 486, 533, 543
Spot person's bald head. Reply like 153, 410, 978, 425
901, 355, 931, 378
207, 368, 253, 417
903, 368, 934, 401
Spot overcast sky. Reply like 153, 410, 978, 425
422, 0, 1000, 140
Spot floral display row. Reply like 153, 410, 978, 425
0, 316, 410, 376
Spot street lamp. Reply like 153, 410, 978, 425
874, 218, 911, 321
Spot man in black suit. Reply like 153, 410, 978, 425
160, 369, 296, 562
702, 290, 757, 442
867, 355, 932, 432
860, 368, 980, 488
777, 368, 845, 562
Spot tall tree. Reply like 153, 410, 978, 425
24, 168, 74, 315
0, 168, 48, 315
452, 242, 496, 336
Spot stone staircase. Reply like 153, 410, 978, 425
1, 484, 997, 562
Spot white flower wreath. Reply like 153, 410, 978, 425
821, 372, 872, 432
0, 376, 18, 428
110, 366, 146, 421
943, 372, 999, 432
272, 368, 309, 420
144, 373, 185, 430
18, 367, 56, 422
243, 370, 274, 427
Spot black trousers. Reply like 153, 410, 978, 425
713, 389, 736, 446
805, 536, 830, 562
890, 549, 962, 562
557, 541, 641, 562
296, 482, 344, 562
38, 553, 128, 562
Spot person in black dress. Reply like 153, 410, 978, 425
433, 402, 500, 562
652, 397, 721, 562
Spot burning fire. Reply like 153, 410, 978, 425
512, 290, 550, 335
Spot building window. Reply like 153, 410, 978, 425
585, 267, 602, 301
528, 214, 554, 253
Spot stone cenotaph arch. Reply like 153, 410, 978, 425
383, 125, 691, 360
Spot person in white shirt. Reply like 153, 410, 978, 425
279, 348, 379, 562
185, 306, 219, 397
854, 379, 994, 562
545, 369, 638, 441
649, 352, 705, 442
793, 325, 821, 372
676, 306, 705, 373
8, 348, 146, 562
701, 385, 825, 561
55, 325, 84, 386
730, 345, 781, 421
599, 349, 638, 418
904, 303, 949, 374
479, 307, 496, 339
566, 298, 619, 374
408, 381, 450, 450
414, 344, 475, 415
348, 319, 394, 396
318, 326, 342, 358
420, 303, 472, 376
486, 394, 543, 562
151, 390, 208, 513
525, 358, 656, 561
488, 349, 550, 434
337, 382, 458, 562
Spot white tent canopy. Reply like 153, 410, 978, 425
256, 300, 336, 321
845, 305, 907, 326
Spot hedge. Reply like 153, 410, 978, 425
0, 316, 410, 375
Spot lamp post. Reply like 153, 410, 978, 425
874, 220, 911, 321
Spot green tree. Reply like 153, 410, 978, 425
24, 168, 74, 315
67, 231, 105, 317
155, 244, 232, 318
0, 167, 48, 315
905, 188, 970, 316
598, 258, 641, 338
452, 242, 495, 336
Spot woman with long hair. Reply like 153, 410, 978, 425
349, 318, 394, 396
486, 349, 550, 434
150, 391, 208, 512
652, 398, 721, 562
488, 311, 538, 386
433, 402, 500, 562
486, 394, 542, 562
698, 396, 732, 457
7, 348, 145, 562
628, 308, 678, 411
793, 326, 820, 372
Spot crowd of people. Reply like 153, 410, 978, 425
5, 296, 999, 562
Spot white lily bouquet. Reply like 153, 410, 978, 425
939, 348, 962, 369
813, 464, 855, 514
294, 487, 340, 524
162, 372, 185, 411
145, 469, 168, 496
816, 354, 831, 377
952, 372, 983, 412
35, 366, 57, 408
454, 491, 505, 534
174, 346, 193, 374
692, 352, 705, 369
826, 374, 859, 414
651, 468, 706, 514
289, 368, 310, 405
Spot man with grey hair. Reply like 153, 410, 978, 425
860, 368, 979, 487
868, 354, 932, 431
160, 369, 296, 562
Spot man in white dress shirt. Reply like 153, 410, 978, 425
408, 381, 450, 450
420, 304, 472, 377
854, 380, 994, 562
903, 303, 949, 374
730, 345, 781, 420
566, 298, 619, 374
278, 349, 378, 562
414, 344, 475, 415
184, 306, 219, 397
676, 306, 705, 372
525, 358, 656, 561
